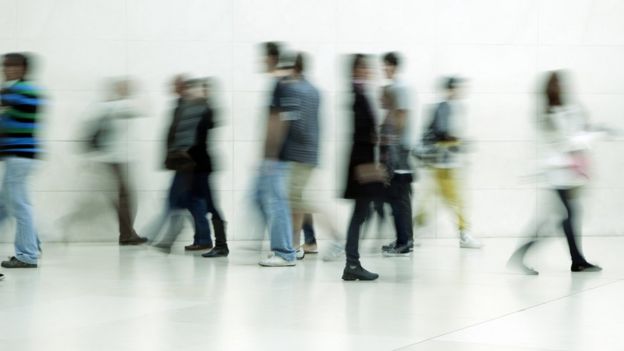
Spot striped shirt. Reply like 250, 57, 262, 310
0, 80, 43, 158
271, 76, 320, 165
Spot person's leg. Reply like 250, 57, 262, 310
204, 176, 227, 248
292, 213, 304, 249
343, 198, 379, 280
302, 214, 316, 245
266, 162, 296, 261
345, 199, 371, 265
187, 172, 212, 247
289, 163, 313, 251
413, 168, 433, 228
435, 168, 468, 232
110, 163, 134, 241
388, 180, 412, 247
154, 171, 192, 250
555, 189, 586, 265
6, 158, 39, 265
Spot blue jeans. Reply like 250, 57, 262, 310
0, 157, 40, 264
254, 160, 295, 261
146, 171, 199, 247
189, 172, 225, 247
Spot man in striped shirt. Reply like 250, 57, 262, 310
0, 52, 43, 268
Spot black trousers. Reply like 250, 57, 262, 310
346, 198, 375, 265
386, 177, 413, 246
512, 188, 587, 265
556, 188, 586, 264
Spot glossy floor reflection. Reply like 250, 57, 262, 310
0, 237, 623, 351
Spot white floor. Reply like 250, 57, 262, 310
0, 237, 623, 351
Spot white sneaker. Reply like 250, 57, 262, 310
322, 242, 346, 262
296, 248, 305, 260
459, 232, 483, 249
259, 253, 296, 267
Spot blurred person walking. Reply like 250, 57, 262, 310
88, 78, 147, 245
414, 77, 482, 249
278, 52, 342, 262
254, 43, 297, 267
378, 52, 416, 257
507, 71, 602, 274
146, 78, 218, 253
0, 53, 43, 268
341, 54, 385, 280
197, 78, 229, 258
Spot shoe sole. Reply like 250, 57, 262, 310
460, 245, 483, 249
258, 263, 296, 267
572, 268, 602, 272
119, 241, 147, 246
1, 264, 37, 268
342, 273, 379, 281
382, 252, 412, 257
202, 253, 229, 258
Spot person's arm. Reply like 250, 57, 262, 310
263, 108, 289, 159
263, 80, 293, 160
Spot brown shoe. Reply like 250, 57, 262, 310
184, 243, 213, 251
119, 235, 148, 246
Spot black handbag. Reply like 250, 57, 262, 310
164, 149, 195, 171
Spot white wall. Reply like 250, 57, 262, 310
2, 0, 624, 242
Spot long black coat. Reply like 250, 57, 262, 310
343, 84, 385, 199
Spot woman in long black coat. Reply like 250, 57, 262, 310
342, 54, 385, 281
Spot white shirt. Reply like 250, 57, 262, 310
90, 99, 141, 163
539, 105, 595, 188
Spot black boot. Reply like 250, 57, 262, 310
571, 262, 602, 272
342, 263, 379, 281
212, 217, 228, 248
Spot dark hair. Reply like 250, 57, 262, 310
444, 76, 464, 90
383, 52, 399, 67
351, 54, 367, 78
294, 52, 305, 73
545, 71, 562, 111
264, 42, 280, 59
3, 52, 30, 73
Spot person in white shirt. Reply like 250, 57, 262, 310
508, 71, 602, 274
91, 78, 147, 245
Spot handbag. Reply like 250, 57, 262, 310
165, 149, 196, 171
354, 163, 389, 184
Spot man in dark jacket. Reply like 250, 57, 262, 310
148, 78, 228, 253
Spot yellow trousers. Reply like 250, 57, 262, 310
415, 168, 468, 231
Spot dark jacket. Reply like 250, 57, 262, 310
343, 83, 384, 199
165, 98, 214, 173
